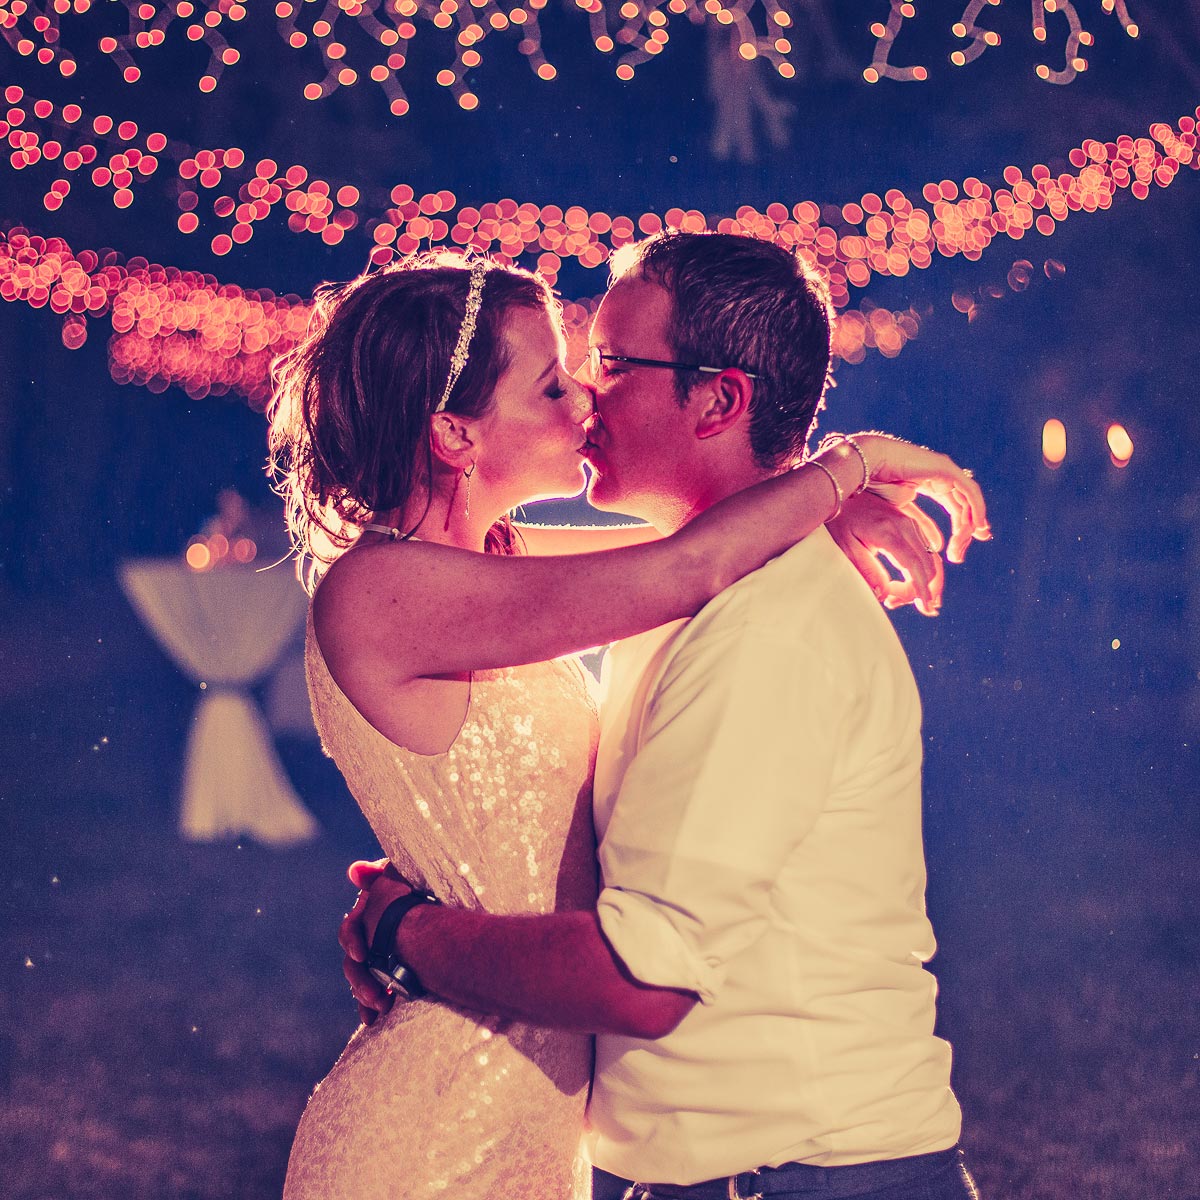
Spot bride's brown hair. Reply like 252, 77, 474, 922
268, 252, 553, 586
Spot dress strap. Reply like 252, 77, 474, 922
362, 523, 422, 541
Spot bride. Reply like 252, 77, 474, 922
268, 248, 986, 1199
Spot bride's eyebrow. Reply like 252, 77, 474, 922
534, 358, 558, 383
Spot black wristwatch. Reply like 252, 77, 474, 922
365, 888, 441, 1001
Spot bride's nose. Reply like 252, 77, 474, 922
568, 378, 595, 425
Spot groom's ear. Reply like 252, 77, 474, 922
692, 369, 754, 441
429, 412, 478, 470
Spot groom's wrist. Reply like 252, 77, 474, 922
394, 898, 441, 961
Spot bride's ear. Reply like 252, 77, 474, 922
430, 412, 478, 471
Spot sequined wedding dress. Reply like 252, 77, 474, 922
283, 606, 599, 1200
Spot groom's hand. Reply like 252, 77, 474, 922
339, 858, 409, 1026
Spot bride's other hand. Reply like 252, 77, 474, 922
340, 858, 405, 1025
827, 491, 944, 617
847, 433, 991, 565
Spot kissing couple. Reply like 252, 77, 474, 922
270, 230, 988, 1199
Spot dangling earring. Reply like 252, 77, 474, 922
463, 461, 476, 520
444, 470, 461, 532
443, 460, 478, 530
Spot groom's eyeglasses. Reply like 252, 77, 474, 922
587, 346, 760, 383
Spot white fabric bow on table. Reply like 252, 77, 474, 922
120, 558, 318, 846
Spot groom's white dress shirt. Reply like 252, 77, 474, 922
585, 528, 962, 1185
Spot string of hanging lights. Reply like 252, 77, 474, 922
3, 104, 1195, 403
1, 0, 1145, 116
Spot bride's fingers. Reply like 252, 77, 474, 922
909, 548, 943, 616
348, 858, 389, 889
882, 577, 918, 609
922, 550, 945, 615
887, 519, 943, 613
946, 476, 990, 559
917, 478, 983, 565
956, 470, 989, 531
945, 483, 990, 563
344, 955, 391, 1012
839, 535, 897, 604
339, 892, 370, 962
880, 549, 935, 615
900, 502, 944, 555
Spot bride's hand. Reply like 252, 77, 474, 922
340, 857, 408, 1025
827, 490, 945, 616
847, 433, 990, 565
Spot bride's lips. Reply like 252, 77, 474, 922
580, 416, 603, 460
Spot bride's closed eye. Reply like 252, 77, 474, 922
545, 369, 574, 400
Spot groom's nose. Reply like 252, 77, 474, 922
572, 358, 595, 389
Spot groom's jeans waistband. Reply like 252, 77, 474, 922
597, 1144, 965, 1199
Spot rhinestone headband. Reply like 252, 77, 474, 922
435, 259, 489, 414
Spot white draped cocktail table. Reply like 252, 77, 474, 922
120, 558, 318, 846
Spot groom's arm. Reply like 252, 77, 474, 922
402, 904, 696, 1037
345, 624, 833, 1035
345, 879, 697, 1038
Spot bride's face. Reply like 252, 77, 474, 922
473, 304, 595, 504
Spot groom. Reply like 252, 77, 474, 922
342, 231, 984, 1199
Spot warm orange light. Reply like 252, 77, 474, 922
186, 541, 212, 570
3, 93, 1195, 405
1107, 423, 1133, 466
1042, 419, 1066, 467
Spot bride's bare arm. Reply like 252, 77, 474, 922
514, 522, 661, 555
316, 436, 986, 682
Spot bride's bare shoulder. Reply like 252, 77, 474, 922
313, 542, 422, 660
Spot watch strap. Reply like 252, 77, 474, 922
366, 888, 440, 990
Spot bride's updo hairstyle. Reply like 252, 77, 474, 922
269, 251, 553, 584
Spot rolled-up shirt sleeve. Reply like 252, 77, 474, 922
596, 622, 846, 1004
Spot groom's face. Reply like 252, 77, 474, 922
581, 275, 696, 520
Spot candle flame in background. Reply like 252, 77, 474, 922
1042, 418, 1066, 468
1106, 422, 1133, 467
1038, 419, 1141, 472
0, 0, 1143, 115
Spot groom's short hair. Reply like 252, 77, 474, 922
611, 231, 833, 470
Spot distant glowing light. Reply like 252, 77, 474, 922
1107, 422, 1134, 467
1042, 418, 1067, 467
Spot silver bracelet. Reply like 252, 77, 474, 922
807, 456, 844, 521
818, 433, 870, 495
841, 435, 871, 494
